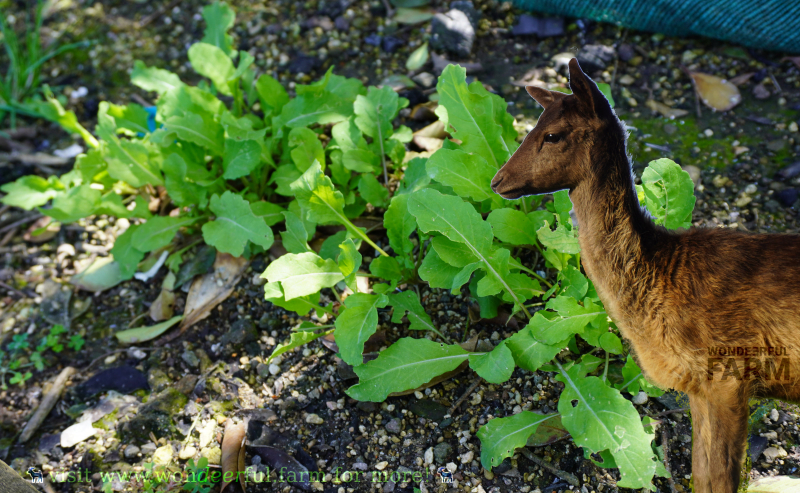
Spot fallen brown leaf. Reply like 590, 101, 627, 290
150, 272, 176, 322
23, 217, 60, 243
728, 72, 755, 86
687, 71, 741, 111
412, 135, 443, 152
412, 120, 449, 139
180, 253, 248, 333
645, 99, 689, 119
221, 420, 247, 493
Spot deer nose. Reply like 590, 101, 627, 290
490, 174, 504, 192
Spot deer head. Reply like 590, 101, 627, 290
491, 58, 618, 199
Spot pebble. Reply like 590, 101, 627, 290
632, 391, 648, 405
306, 413, 324, 424
577, 44, 615, 72
424, 447, 434, 465
60, 421, 98, 448
201, 446, 221, 465
770, 408, 780, 421
181, 350, 199, 368
269, 363, 281, 375
762, 446, 788, 460
619, 74, 635, 85
430, 9, 475, 58
767, 139, 787, 152
123, 445, 140, 460
374, 461, 388, 470
460, 451, 474, 463
385, 419, 401, 434
179, 446, 197, 460
762, 431, 778, 440
434, 441, 453, 463
153, 445, 173, 466
413, 72, 436, 88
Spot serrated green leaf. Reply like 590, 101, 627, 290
203, 191, 274, 256
262, 252, 343, 300
250, 201, 286, 226
155, 112, 224, 156
435, 64, 512, 168
477, 412, 559, 470
201, 1, 235, 55
527, 296, 605, 345
95, 113, 163, 187
358, 173, 389, 207
354, 86, 408, 141
418, 246, 464, 289
223, 138, 261, 179
426, 148, 496, 203
469, 341, 514, 384
133, 215, 196, 252
188, 42, 235, 95
388, 291, 436, 332
131, 60, 184, 95
289, 162, 355, 232
289, 127, 325, 171
506, 327, 563, 372
559, 265, 589, 300
267, 329, 332, 364
43, 185, 100, 223
487, 208, 539, 245
1, 175, 63, 209
537, 220, 580, 254
256, 74, 289, 118
556, 365, 657, 490
640, 158, 696, 230
280, 211, 311, 254
111, 224, 146, 280
346, 338, 468, 401
405, 42, 429, 71
334, 293, 389, 366
369, 255, 402, 282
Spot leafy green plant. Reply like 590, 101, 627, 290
0, 324, 75, 389
0, 1, 698, 489
0, 0, 93, 127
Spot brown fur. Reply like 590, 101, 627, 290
491, 58, 800, 493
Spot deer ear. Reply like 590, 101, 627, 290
526, 86, 556, 109
568, 58, 613, 117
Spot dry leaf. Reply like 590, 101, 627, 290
645, 99, 689, 119
150, 272, 176, 322
180, 252, 248, 332
23, 216, 60, 243
413, 120, 449, 139
688, 71, 741, 111
221, 420, 247, 493
728, 72, 755, 86
410, 102, 438, 121
412, 135, 443, 152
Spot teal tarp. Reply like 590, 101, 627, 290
513, 0, 800, 53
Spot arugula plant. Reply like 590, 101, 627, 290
0, 324, 79, 389
0, 2, 697, 489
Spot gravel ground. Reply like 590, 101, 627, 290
1, 0, 799, 492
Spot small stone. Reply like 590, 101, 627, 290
268, 363, 280, 375
60, 421, 98, 448
124, 445, 140, 460
460, 451, 474, 463
251, 274, 266, 286
511, 15, 564, 37
413, 72, 436, 88
734, 195, 752, 207
682, 165, 701, 188
618, 43, 635, 62
632, 391, 648, 405
789, 121, 799, 132
424, 447, 434, 465
484, 469, 494, 480
450, 1, 481, 28
663, 123, 678, 135
434, 442, 453, 463
381, 36, 403, 53
288, 54, 318, 75
769, 408, 780, 421
153, 445, 174, 466
200, 446, 222, 465
334, 16, 349, 31
430, 10, 475, 58
704, 128, 714, 137
374, 461, 388, 471
577, 44, 615, 72
306, 413, 324, 425
353, 462, 368, 471
619, 74, 635, 85
762, 446, 788, 461
181, 350, 200, 369
762, 431, 778, 440
179, 446, 197, 460
753, 83, 770, 99
257, 363, 270, 379
385, 419, 401, 434
680, 434, 692, 443
767, 139, 787, 152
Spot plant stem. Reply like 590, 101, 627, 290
375, 106, 389, 185
348, 224, 389, 257
602, 351, 609, 383
512, 262, 552, 288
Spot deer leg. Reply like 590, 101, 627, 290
689, 385, 749, 493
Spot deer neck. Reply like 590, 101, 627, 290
568, 145, 658, 324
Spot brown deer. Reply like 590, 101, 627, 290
491, 58, 800, 492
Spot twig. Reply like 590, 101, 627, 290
519, 448, 580, 487
662, 422, 678, 493
0, 227, 17, 248
448, 378, 482, 415
131, 94, 152, 107
0, 280, 32, 298
0, 212, 42, 235
19, 366, 76, 443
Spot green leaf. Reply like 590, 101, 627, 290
426, 149, 497, 203
188, 43, 235, 95
369, 255, 402, 282
599, 332, 624, 354
337, 238, 362, 291
251, 201, 286, 226
203, 191, 274, 257
27, 90, 98, 148
70, 256, 125, 292
256, 74, 289, 118
263, 282, 325, 317
175, 244, 216, 288
394, 7, 435, 24
334, 293, 389, 366
289, 162, 361, 240
163, 155, 209, 209
111, 224, 146, 279
131, 60, 184, 95
354, 86, 408, 140
527, 296, 605, 345
201, 1, 236, 55
262, 252, 344, 300
388, 291, 436, 332
469, 341, 514, 384
477, 412, 559, 470
396, 157, 431, 195
116, 315, 183, 344
289, 127, 325, 172
384, 194, 415, 266
487, 208, 539, 245
506, 327, 564, 372
596, 82, 616, 108
358, 173, 389, 207
537, 220, 580, 254
405, 42, 429, 71
223, 138, 262, 179
640, 158, 696, 230
134, 215, 196, 252
280, 211, 311, 254
559, 265, 589, 300
1, 175, 63, 209
616, 355, 663, 397
156, 112, 224, 156
267, 329, 332, 364
43, 185, 100, 223
418, 247, 463, 290
435, 64, 512, 168
346, 338, 468, 401
342, 149, 379, 173
103, 102, 150, 135
556, 365, 657, 490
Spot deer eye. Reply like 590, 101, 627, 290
544, 133, 562, 144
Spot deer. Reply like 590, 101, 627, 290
491, 58, 800, 492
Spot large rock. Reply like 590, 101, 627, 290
430, 9, 475, 58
